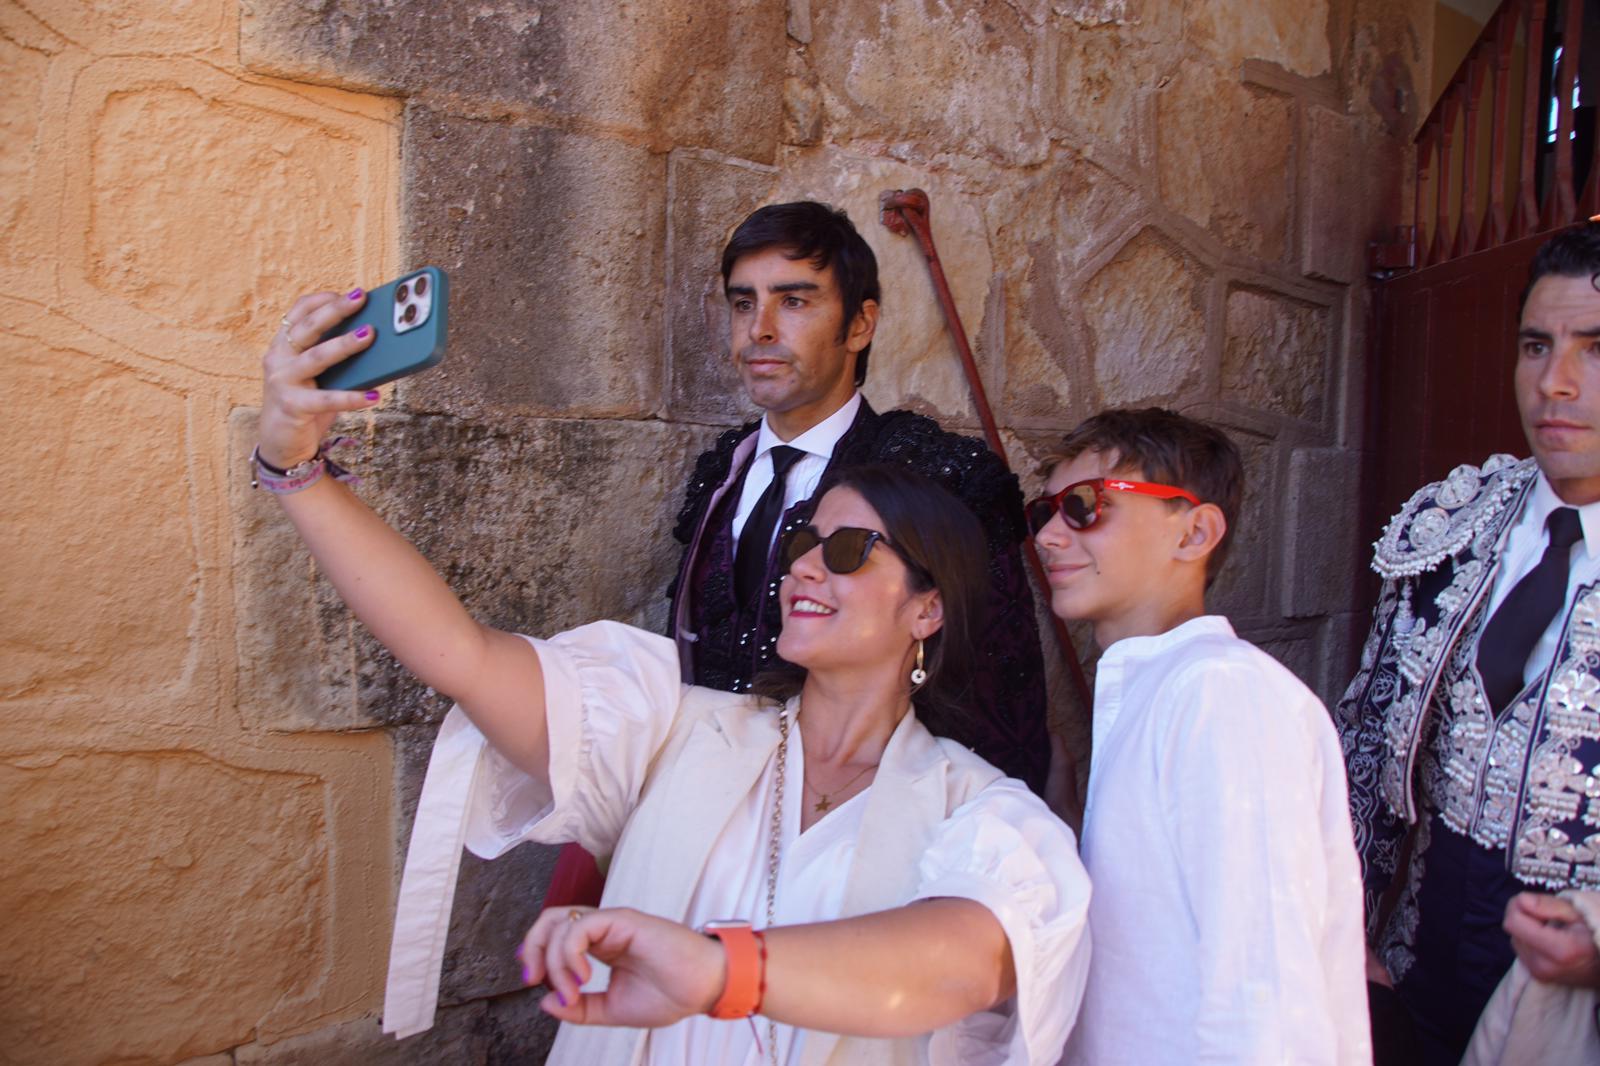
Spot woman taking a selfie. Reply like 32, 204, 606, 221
256, 288, 1090, 1065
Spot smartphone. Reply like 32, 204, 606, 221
315, 267, 449, 392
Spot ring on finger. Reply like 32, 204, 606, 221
567, 908, 584, 923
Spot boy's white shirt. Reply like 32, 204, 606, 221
1063, 615, 1372, 1066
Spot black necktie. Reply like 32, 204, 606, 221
1477, 506, 1584, 713
735, 445, 804, 607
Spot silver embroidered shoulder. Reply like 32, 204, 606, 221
1372, 455, 1535, 579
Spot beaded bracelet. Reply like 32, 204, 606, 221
249, 436, 362, 495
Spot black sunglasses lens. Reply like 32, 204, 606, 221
1025, 499, 1054, 536
782, 527, 820, 570
1061, 485, 1098, 529
821, 528, 875, 574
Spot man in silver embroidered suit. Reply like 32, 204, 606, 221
1337, 222, 1600, 1065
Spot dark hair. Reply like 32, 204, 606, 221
1521, 221, 1600, 312
721, 201, 882, 386
753, 463, 986, 746
1048, 407, 1244, 583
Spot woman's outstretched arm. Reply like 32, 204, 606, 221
258, 289, 550, 783
520, 899, 1016, 1037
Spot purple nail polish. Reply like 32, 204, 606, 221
355, 325, 372, 339
520, 965, 533, 986
364, 390, 380, 401
557, 990, 568, 1007
348, 288, 363, 300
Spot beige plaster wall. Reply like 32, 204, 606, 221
3, 1, 1434, 1063
3, 1, 400, 1062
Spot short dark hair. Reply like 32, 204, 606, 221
1048, 407, 1244, 583
721, 201, 882, 386
1522, 221, 1600, 311
755, 464, 986, 746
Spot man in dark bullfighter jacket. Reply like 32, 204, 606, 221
668, 200, 1049, 793
1338, 222, 1600, 1065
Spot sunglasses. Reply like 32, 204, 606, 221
780, 524, 929, 579
1025, 477, 1201, 535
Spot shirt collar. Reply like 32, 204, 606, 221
753, 391, 862, 463
1098, 614, 1236, 666
1526, 472, 1600, 560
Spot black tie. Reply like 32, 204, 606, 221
735, 445, 804, 607
1477, 507, 1584, 713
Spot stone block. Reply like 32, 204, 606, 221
804, 0, 1049, 166
1302, 107, 1366, 283
1282, 448, 1364, 619
2, 337, 193, 700
29, 0, 228, 54
1183, 0, 1332, 77
1221, 286, 1333, 426
393, 725, 561, 1007
0, 753, 328, 1064
82, 73, 390, 346
234, 998, 513, 1065
984, 153, 1142, 424
483, 990, 560, 1064
1206, 427, 1276, 621
399, 107, 665, 420
239, 0, 786, 163
768, 149, 997, 427
1157, 59, 1294, 261
664, 150, 778, 424
0, 16, 59, 279
1318, 611, 1372, 710
1042, 4, 1181, 160
1251, 631, 1319, 692
1082, 228, 1211, 408
1348, 0, 1428, 140
232, 410, 705, 731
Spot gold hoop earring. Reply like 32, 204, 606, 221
910, 639, 927, 687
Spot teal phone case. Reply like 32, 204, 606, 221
315, 267, 449, 392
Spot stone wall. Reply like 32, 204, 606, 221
3, 0, 1430, 1062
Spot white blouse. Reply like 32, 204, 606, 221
383, 622, 1091, 1066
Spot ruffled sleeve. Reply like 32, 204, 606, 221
463, 619, 685, 860
910, 779, 1092, 1066
383, 620, 682, 1041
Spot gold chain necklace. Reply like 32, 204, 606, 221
802, 761, 876, 814
762, 705, 789, 1066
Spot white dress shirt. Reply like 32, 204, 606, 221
1481, 472, 1600, 687
1064, 616, 1370, 1066
731, 391, 862, 544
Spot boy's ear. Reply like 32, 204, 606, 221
1173, 503, 1227, 567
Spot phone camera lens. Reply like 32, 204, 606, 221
413, 275, 427, 295
397, 283, 410, 302
401, 303, 418, 324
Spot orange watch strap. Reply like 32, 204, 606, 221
705, 922, 763, 1019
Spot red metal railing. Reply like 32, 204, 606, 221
1381, 0, 1597, 271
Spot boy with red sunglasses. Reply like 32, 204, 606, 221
1034, 408, 1370, 1066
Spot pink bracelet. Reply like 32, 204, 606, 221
249, 436, 362, 494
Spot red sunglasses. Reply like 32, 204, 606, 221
1025, 477, 1201, 535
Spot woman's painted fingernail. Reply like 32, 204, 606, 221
556, 990, 569, 1007
364, 390, 380, 401
355, 325, 372, 339
520, 964, 533, 986
347, 288, 363, 300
